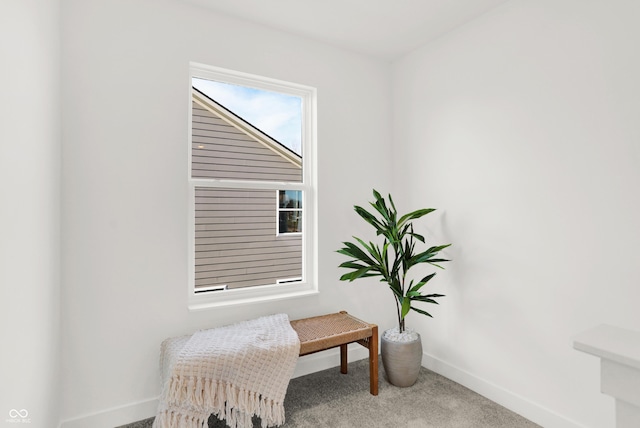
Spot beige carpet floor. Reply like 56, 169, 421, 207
121, 358, 540, 428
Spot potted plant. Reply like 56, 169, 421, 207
337, 189, 451, 387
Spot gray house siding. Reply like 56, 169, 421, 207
192, 97, 302, 290
192, 102, 302, 182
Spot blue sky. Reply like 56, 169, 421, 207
193, 77, 302, 156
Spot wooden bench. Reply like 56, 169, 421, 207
159, 311, 379, 397
290, 311, 379, 396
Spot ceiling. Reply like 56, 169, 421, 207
183, 0, 511, 60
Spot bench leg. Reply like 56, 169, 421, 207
340, 344, 348, 374
370, 326, 379, 395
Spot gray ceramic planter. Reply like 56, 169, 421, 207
381, 331, 423, 387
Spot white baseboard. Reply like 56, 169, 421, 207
421, 352, 587, 428
58, 397, 158, 428
58, 344, 368, 428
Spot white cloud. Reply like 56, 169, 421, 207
193, 77, 302, 155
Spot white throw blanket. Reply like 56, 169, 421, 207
153, 314, 300, 428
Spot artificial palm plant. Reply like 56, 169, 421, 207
338, 190, 451, 333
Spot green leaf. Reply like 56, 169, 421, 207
427, 258, 451, 269
353, 236, 376, 265
371, 201, 391, 225
370, 190, 394, 226
429, 244, 452, 253
410, 232, 425, 243
388, 278, 403, 297
338, 261, 369, 270
410, 306, 433, 317
411, 296, 440, 304
339, 272, 353, 281
408, 244, 452, 266
336, 248, 370, 265
388, 193, 397, 215
398, 208, 436, 227
408, 273, 436, 293
339, 267, 378, 282
401, 297, 411, 319
353, 237, 384, 267
354, 206, 383, 231
389, 285, 403, 300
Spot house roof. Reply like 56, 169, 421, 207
192, 87, 302, 168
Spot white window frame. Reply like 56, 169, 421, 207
187, 62, 318, 310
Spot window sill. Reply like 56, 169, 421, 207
188, 282, 318, 311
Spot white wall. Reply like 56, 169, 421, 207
60, 0, 393, 424
0, 1, 61, 427
392, 0, 640, 427
18, 0, 637, 425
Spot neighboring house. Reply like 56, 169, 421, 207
191, 87, 303, 291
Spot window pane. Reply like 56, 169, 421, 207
279, 211, 302, 234
194, 187, 302, 290
278, 190, 302, 209
192, 78, 302, 182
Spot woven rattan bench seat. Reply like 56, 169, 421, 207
290, 311, 378, 395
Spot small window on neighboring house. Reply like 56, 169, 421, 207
188, 63, 317, 309
278, 190, 302, 235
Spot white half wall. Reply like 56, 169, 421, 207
60, 0, 393, 424
0, 0, 61, 427
392, 1, 640, 427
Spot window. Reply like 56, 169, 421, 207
278, 190, 302, 235
188, 63, 317, 309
